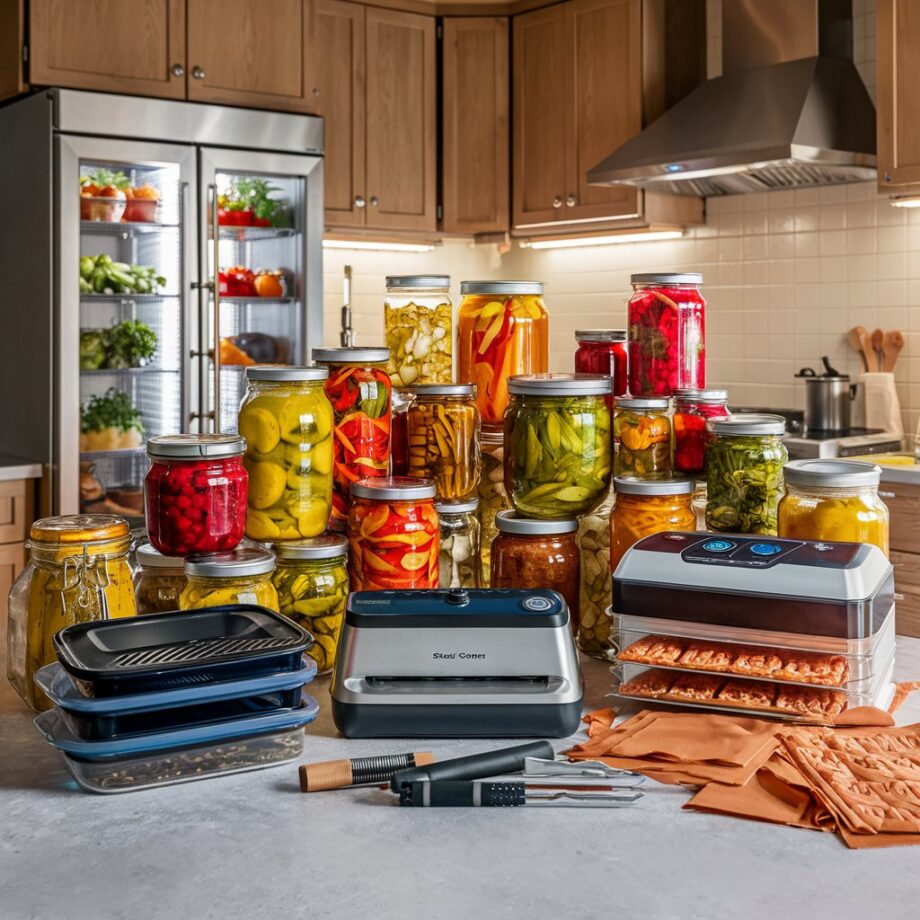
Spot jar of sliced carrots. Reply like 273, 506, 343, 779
457, 282, 549, 430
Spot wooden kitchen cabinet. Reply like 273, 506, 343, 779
882, 479, 920, 637
0, 478, 33, 642
441, 17, 509, 235
28, 0, 187, 100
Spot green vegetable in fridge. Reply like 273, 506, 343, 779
106, 320, 158, 368
81, 388, 144, 435
706, 434, 787, 535
79, 331, 107, 370
79, 254, 166, 296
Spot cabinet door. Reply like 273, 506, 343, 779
878, 0, 920, 188
187, 0, 308, 111
564, 0, 641, 221
364, 8, 437, 232
0, 542, 25, 647
442, 18, 509, 235
512, 6, 568, 229
29, 0, 186, 99
308, 0, 366, 228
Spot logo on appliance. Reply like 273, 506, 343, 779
433, 651, 486, 660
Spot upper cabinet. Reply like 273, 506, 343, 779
28, 0, 187, 99
877, 0, 920, 189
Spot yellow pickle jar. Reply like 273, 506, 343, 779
406, 383, 481, 500
271, 535, 349, 674
436, 498, 482, 589
477, 428, 510, 586
613, 397, 672, 479
239, 365, 334, 542
180, 546, 279, 612
384, 275, 453, 386
7, 514, 138, 711
133, 542, 187, 615
778, 459, 889, 555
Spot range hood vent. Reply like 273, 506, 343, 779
588, 0, 877, 196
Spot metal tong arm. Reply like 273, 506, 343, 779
525, 788, 644, 807
523, 757, 643, 779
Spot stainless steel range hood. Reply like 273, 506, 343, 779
588, 0, 877, 196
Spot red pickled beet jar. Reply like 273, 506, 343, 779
574, 330, 628, 404
628, 273, 705, 397
673, 388, 730, 474
144, 434, 249, 556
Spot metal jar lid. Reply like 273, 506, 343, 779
784, 459, 881, 489
135, 542, 186, 569
351, 476, 437, 501
273, 534, 349, 561
312, 347, 390, 365
435, 498, 480, 515
403, 383, 476, 398
386, 275, 450, 290
508, 373, 612, 397
614, 476, 693, 496
495, 511, 578, 535
460, 281, 543, 296
630, 272, 703, 285
147, 433, 246, 460
673, 387, 729, 404
615, 396, 670, 411
708, 414, 786, 437
245, 365, 328, 382
30, 514, 130, 544
185, 546, 276, 578
575, 329, 627, 343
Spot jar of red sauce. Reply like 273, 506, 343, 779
628, 273, 705, 397
144, 434, 248, 556
348, 477, 439, 590
574, 330, 627, 402
673, 388, 730, 475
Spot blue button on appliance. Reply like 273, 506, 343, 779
522, 596, 553, 611
702, 540, 735, 553
750, 543, 783, 557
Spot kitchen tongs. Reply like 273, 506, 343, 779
523, 757, 645, 783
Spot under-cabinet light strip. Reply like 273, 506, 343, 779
520, 230, 684, 250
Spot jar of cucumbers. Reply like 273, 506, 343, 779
384, 276, 453, 386
613, 397, 672, 479
706, 414, 788, 535
180, 547, 279, 611
238, 366, 334, 542
271, 535, 349, 674
435, 498, 481, 589
576, 483, 616, 659
504, 373, 612, 518
477, 428, 510, 586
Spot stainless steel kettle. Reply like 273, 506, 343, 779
796, 357, 857, 432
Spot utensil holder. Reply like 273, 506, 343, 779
858, 372, 904, 437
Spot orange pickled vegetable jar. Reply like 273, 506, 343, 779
610, 477, 695, 571
457, 281, 548, 428
348, 477, 440, 590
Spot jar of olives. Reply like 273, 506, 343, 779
134, 543, 187, 615
504, 373, 612, 518
271, 535, 349, 674
180, 546, 279, 611
435, 498, 481, 589
238, 366, 333, 542
477, 428, 510, 586
706, 414, 787, 535
613, 397, 671, 479
385, 276, 453, 386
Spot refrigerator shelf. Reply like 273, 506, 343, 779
81, 220, 180, 236
81, 294, 178, 304
215, 226, 296, 242
80, 366, 179, 376
80, 447, 147, 461
219, 296, 296, 305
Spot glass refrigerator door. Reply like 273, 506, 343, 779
57, 136, 196, 515
198, 148, 323, 434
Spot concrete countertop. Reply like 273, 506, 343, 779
2, 642, 920, 920
0, 454, 42, 482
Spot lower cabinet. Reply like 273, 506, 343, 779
0, 479, 33, 642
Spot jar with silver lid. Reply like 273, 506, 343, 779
133, 543, 187, 615
435, 498, 481, 589
613, 396, 672, 479
180, 546, 279, 611
385, 275, 452, 386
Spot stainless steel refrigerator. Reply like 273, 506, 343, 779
0, 89, 324, 516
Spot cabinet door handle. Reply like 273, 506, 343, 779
192, 66, 206, 80
171, 63, 185, 77
566, 194, 577, 207
354, 196, 366, 208
552, 195, 563, 209
370, 196, 379, 207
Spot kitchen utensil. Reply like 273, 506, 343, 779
851, 326, 877, 372
391, 741, 555, 791
398, 780, 644, 807
796, 365, 856, 433
882, 330, 905, 372
300, 751, 436, 792
871, 329, 885, 368
522, 756, 642, 779
331, 589, 583, 739
848, 328, 869, 371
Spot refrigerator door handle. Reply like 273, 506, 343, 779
207, 182, 220, 433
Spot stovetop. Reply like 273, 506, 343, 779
731, 407, 883, 440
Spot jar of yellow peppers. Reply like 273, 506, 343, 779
614, 397, 671, 479
180, 547, 279, 611
7, 514, 138, 711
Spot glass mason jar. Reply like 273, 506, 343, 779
613, 397, 671, 479
133, 542, 187, 615
611, 477, 696, 571
778, 459, 889, 556
504, 373, 612, 518
576, 482, 616, 660
180, 546, 279, 611
491, 512, 580, 634
673, 388, 730, 475
312, 347, 392, 530
575, 329, 628, 403
628, 272, 705, 396
239, 366, 333, 542
348, 477, 439, 590
144, 434, 248, 556
706, 414, 788, 535
271, 535, 349, 674
389, 387, 414, 476
457, 281, 549, 428
8, 514, 137, 711
477, 428, 510, 587
384, 275, 453, 386
406, 383, 481, 500
436, 498, 481, 589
